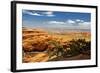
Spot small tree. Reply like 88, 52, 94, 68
47, 40, 65, 60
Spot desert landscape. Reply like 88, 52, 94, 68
22, 10, 91, 63
22, 27, 91, 63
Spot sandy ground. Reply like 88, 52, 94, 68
23, 52, 90, 63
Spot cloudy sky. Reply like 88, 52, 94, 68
22, 10, 91, 31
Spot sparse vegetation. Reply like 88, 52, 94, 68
47, 40, 65, 60
22, 28, 91, 63
66, 39, 91, 57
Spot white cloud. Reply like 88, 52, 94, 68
76, 19, 81, 22
67, 19, 75, 24
76, 19, 84, 23
77, 21, 90, 29
47, 19, 90, 29
29, 13, 42, 16
83, 22, 90, 25
48, 21, 65, 24
44, 11, 53, 15
48, 20, 90, 26
23, 10, 42, 16
23, 10, 55, 17
42, 11, 55, 17
68, 19, 90, 29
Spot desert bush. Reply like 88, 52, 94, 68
47, 40, 65, 59
66, 39, 91, 56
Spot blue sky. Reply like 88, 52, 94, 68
22, 10, 91, 30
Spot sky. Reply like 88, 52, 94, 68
22, 10, 91, 31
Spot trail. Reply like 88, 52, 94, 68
24, 53, 49, 63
